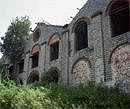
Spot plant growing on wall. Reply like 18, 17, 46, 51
1, 16, 31, 78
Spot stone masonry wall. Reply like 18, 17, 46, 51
19, 0, 130, 92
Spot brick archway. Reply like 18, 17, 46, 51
105, 0, 129, 37
48, 33, 60, 61
71, 17, 90, 33
72, 58, 91, 86
105, 0, 129, 15
110, 44, 130, 90
48, 67, 59, 83
48, 32, 60, 45
27, 70, 39, 84
33, 28, 41, 42
31, 44, 40, 55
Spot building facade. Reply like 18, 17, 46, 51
8, 0, 130, 92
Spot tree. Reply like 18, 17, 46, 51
0, 59, 7, 83
1, 16, 31, 79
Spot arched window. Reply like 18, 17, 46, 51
8, 65, 13, 78
48, 33, 60, 61
19, 79, 23, 85
74, 21, 88, 51
31, 52, 39, 68
51, 70, 59, 83
27, 70, 39, 84
31, 44, 40, 68
48, 69, 59, 83
33, 29, 41, 42
18, 59, 24, 73
109, 1, 129, 37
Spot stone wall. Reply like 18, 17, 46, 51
18, 0, 130, 92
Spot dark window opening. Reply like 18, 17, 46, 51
19, 79, 23, 85
75, 21, 88, 51
50, 42, 59, 61
8, 66, 13, 76
33, 29, 41, 42
32, 52, 39, 68
68, 41, 71, 57
18, 60, 24, 73
31, 75, 39, 83
110, 1, 129, 37
51, 70, 58, 83
27, 74, 39, 84
49, 70, 59, 83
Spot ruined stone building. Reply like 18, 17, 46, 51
7, 0, 130, 92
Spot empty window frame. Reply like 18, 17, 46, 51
50, 41, 59, 61
31, 52, 39, 68
49, 70, 59, 83
18, 60, 24, 73
31, 75, 39, 83
33, 29, 41, 42
109, 1, 129, 37
8, 65, 13, 76
74, 21, 88, 51
27, 70, 39, 84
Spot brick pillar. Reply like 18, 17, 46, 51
92, 14, 105, 83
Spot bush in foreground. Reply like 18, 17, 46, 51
0, 80, 130, 109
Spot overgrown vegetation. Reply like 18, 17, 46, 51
0, 71, 130, 109
0, 16, 31, 75
37, 70, 59, 86
0, 81, 130, 109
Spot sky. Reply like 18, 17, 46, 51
0, 0, 87, 35
0, 0, 87, 58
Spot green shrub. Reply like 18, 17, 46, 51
44, 83, 130, 108
0, 79, 130, 109
36, 70, 59, 86
0, 81, 61, 109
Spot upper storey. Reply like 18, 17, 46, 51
70, 0, 129, 22
28, 0, 129, 49
69, 0, 129, 37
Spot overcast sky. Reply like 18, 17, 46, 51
0, 0, 87, 58
0, 0, 87, 35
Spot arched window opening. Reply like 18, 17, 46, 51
74, 21, 88, 51
31, 52, 39, 68
50, 70, 59, 83
31, 44, 40, 55
47, 69, 59, 83
19, 79, 23, 85
31, 44, 40, 68
33, 29, 41, 42
109, 1, 129, 37
8, 65, 14, 78
48, 33, 60, 61
27, 70, 39, 84
18, 59, 24, 73
31, 75, 39, 83
50, 42, 59, 61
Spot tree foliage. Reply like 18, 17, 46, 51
0, 59, 8, 83
1, 16, 31, 62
